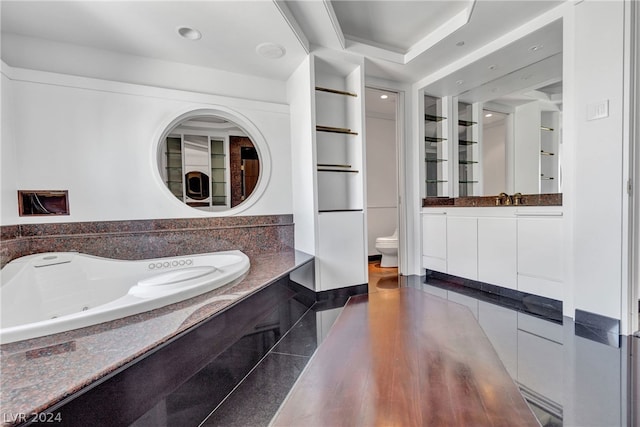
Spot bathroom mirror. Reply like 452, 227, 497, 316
157, 113, 262, 211
422, 19, 562, 197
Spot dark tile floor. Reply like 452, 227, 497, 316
130, 267, 639, 427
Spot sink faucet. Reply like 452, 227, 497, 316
513, 193, 523, 205
496, 192, 512, 206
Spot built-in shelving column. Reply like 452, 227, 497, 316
540, 111, 560, 193
457, 101, 480, 197
312, 55, 367, 291
424, 94, 449, 197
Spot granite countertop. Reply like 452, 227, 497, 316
422, 193, 562, 207
0, 250, 313, 423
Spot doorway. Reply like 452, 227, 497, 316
365, 87, 400, 292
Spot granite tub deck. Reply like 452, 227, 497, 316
0, 250, 313, 425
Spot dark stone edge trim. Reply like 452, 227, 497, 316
425, 270, 563, 324
574, 309, 621, 347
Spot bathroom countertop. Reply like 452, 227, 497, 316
0, 250, 313, 424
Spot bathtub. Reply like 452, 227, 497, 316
0, 250, 250, 344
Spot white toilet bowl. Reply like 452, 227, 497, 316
375, 228, 398, 268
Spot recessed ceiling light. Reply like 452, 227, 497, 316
456, 41, 465, 47
380, 94, 389, 100
456, 80, 464, 85
256, 42, 286, 59
529, 44, 543, 52
177, 26, 202, 40
488, 64, 497, 70
485, 113, 493, 118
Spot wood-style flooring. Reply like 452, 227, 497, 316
271, 287, 539, 427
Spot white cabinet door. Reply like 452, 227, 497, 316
517, 215, 563, 300
478, 217, 517, 290
317, 211, 367, 291
446, 216, 478, 280
422, 213, 447, 271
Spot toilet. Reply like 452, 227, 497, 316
375, 228, 398, 268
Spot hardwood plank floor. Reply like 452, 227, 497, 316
271, 287, 539, 427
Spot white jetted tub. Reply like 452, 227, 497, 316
0, 250, 250, 344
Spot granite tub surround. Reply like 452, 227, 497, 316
0, 250, 313, 426
422, 193, 562, 207
0, 215, 293, 268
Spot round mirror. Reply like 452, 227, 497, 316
157, 110, 265, 212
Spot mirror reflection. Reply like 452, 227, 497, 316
423, 19, 562, 197
159, 116, 260, 211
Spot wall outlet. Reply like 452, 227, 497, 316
587, 99, 609, 121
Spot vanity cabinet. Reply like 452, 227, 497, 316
421, 207, 563, 301
289, 54, 367, 291
478, 217, 517, 290
422, 212, 447, 271
446, 216, 478, 280
516, 212, 564, 300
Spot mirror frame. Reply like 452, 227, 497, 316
153, 107, 271, 215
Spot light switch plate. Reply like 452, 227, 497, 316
587, 99, 609, 121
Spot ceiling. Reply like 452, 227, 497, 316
1, 0, 565, 85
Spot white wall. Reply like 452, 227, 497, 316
0, 63, 293, 224
482, 119, 507, 195
1, 73, 17, 221
571, 0, 626, 323
366, 115, 397, 256
514, 101, 540, 194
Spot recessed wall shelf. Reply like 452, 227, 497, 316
425, 136, 447, 142
541, 150, 555, 156
425, 114, 446, 122
540, 126, 554, 131
426, 180, 448, 183
318, 209, 364, 213
317, 168, 359, 173
18, 190, 69, 216
316, 125, 358, 135
458, 119, 478, 126
459, 160, 478, 164
317, 163, 352, 168
426, 159, 448, 163
315, 86, 358, 97
459, 140, 477, 145
459, 180, 479, 184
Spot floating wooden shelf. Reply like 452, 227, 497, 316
316, 125, 358, 135
315, 86, 358, 97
